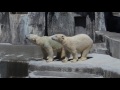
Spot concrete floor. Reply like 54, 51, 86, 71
29, 53, 120, 78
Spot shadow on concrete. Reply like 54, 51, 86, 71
55, 57, 93, 61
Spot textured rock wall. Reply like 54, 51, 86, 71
95, 31, 120, 59
93, 12, 106, 42
95, 12, 106, 31
0, 12, 45, 45
86, 14, 95, 40
9, 12, 45, 45
0, 12, 106, 44
47, 12, 76, 36
0, 12, 11, 43
47, 12, 96, 40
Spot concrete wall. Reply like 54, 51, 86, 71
9, 12, 45, 45
48, 12, 80, 36
95, 31, 120, 59
0, 12, 11, 43
0, 12, 106, 44
0, 12, 45, 45
48, 12, 96, 40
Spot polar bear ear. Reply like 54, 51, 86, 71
61, 36, 64, 40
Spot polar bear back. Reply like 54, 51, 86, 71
48, 36, 63, 50
35, 36, 62, 51
72, 34, 93, 43
64, 34, 93, 52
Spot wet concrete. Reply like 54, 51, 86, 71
0, 45, 42, 60
29, 53, 120, 78
29, 71, 103, 78
0, 44, 120, 78
0, 60, 28, 78
0, 53, 120, 78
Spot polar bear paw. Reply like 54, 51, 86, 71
62, 59, 68, 63
70, 59, 77, 63
62, 57, 69, 63
46, 60, 53, 63
78, 57, 87, 61
46, 59, 53, 63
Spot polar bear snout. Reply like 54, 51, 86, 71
51, 35, 58, 41
25, 35, 29, 39
25, 34, 31, 39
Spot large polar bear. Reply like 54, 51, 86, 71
51, 34, 93, 62
26, 34, 65, 62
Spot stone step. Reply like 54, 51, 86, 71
95, 31, 120, 59
0, 60, 28, 78
29, 71, 103, 78
90, 43, 108, 54
28, 53, 120, 78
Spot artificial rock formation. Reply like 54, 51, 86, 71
0, 12, 45, 45
0, 12, 106, 44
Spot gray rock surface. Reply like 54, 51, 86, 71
0, 12, 45, 45
0, 45, 42, 60
0, 12, 106, 44
0, 12, 11, 43
95, 12, 106, 31
29, 53, 120, 78
95, 31, 120, 59
0, 60, 28, 78
9, 12, 45, 45
90, 43, 108, 54
29, 71, 103, 78
47, 12, 78, 36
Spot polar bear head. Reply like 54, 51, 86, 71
51, 34, 66, 43
25, 34, 39, 44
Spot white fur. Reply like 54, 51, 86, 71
52, 34, 93, 62
26, 34, 65, 62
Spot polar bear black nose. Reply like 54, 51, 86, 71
25, 35, 28, 39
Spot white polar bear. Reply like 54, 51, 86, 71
26, 34, 65, 62
51, 34, 93, 62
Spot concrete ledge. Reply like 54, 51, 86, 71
29, 53, 120, 78
95, 31, 120, 59
0, 45, 43, 60
29, 71, 103, 78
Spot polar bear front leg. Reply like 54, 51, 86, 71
41, 48, 48, 60
60, 47, 66, 59
70, 50, 78, 63
62, 50, 70, 63
45, 46, 54, 62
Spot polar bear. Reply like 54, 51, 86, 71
26, 34, 65, 62
51, 34, 93, 62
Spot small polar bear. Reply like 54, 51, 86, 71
26, 34, 65, 62
51, 34, 93, 63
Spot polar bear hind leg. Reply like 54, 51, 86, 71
70, 50, 78, 63
62, 50, 70, 63
78, 46, 92, 61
